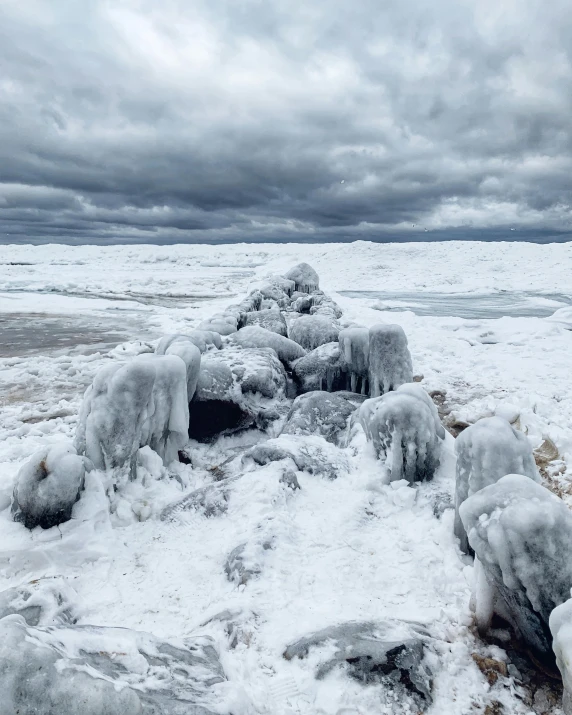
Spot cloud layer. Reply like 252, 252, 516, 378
1, 0, 572, 243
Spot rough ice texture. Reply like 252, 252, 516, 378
288, 314, 340, 351
12, 442, 89, 530
160, 476, 241, 522
460, 474, 572, 662
156, 335, 201, 403
0, 615, 228, 715
244, 309, 288, 336
339, 326, 370, 394
292, 342, 346, 393
550, 599, 572, 714
454, 416, 540, 553
281, 391, 356, 445
0, 579, 77, 626
359, 387, 444, 484
228, 326, 306, 366
75, 355, 189, 478
198, 314, 237, 336
308, 294, 343, 319
224, 540, 271, 587
283, 262, 320, 293
156, 330, 221, 355
368, 323, 413, 397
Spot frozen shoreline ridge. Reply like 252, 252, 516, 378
1, 241, 572, 713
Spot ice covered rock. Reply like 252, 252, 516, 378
454, 416, 539, 553
248, 276, 294, 306
339, 326, 370, 394
284, 620, 432, 704
156, 330, 221, 354
224, 540, 272, 587
284, 262, 320, 293
12, 442, 90, 530
228, 326, 306, 367
281, 391, 356, 445
198, 314, 237, 336
292, 342, 346, 393
75, 355, 189, 478
359, 387, 444, 484
0, 579, 77, 626
244, 309, 288, 336
550, 599, 572, 714
460, 474, 572, 662
0, 615, 229, 715
160, 476, 241, 521
288, 314, 340, 351
309, 294, 343, 319
368, 324, 413, 397
156, 335, 201, 403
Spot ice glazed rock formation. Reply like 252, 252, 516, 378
368, 324, 413, 397
292, 342, 346, 393
156, 330, 221, 354
75, 355, 189, 478
281, 391, 356, 445
339, 326, 370, 394
454, 416, 540, 553
228, 326, 306, 367
198, 313, 237, 336
11, 442, 90, 530
155, 335, 201, 403
244, 309, 288, 336
550, 599, 572, 714
0, 579, 77, 626
288, 314, 340, 351
284, 262, 320, 293
460, 474, 572, 663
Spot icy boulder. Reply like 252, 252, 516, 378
339, 326, 370, 394
292, 342, 346, 393
228, 326, 306, 367
460, 474, 572, 662
288, 314, 339, 351
244, 309, 288, 336
0, 615, 230, 715
284, 262, 320, 293
359, 386, 444, 484
281, 391, 356, 445
198, 313, 237, 336
368, 324, 413, 397
247, 276, 294, 306
156, 335, 201, 403
454, 416, 540, 553
309, 294, 343, 319
550, 599, 572, 714
75, 355, 189, 478
156, 330, 221, 354
0, 579, 78, 626
11, 443, 90, 530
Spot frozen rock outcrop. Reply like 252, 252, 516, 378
359, 385, 444, 483
0, 615, 230, 715
75, 355, 189, 478
244, 309, 288, 336
228, 326, 306, 367
284, 262, 320, 293
0, 579, 78, 626
460, 474, 572, 662
281, 391, 356, 445
454, 416, 540, 553
11, 443, 90, 530
368, 324, 413, 397
156, 335, 201, 403
550, 599, 572, 714
339, 326, 370, 394
292, 342, 346, 393
288, 315, 339, 351
156, 330, 221, 354
198, 313, 237, 336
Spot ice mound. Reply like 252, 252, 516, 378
454, 416, 539, 553
228, 326, 306, 366
460, 474, 572, 662
0, 578, 78, 626
156, 334, 201, 403
156, 330, 221, 354
550, 598, 572, 714
198, 313, 237, 336
288, 314, 340, 351
292, 342, 346, 393
283, 262, 320, 293
281, 391, 356, 445
368, 323, 413, 397
243, 308, 288, 336
12, 442, 90, 530
339, 326, 370, 394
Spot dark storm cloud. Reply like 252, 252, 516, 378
1, 0, 572, 244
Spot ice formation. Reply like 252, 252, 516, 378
454, 416, 539, 553
283, 262, 320, 293
550, 598, 572, 714
11, 442, 90, 530
281, 391, 356, 445
75, 355, 189, 477
155, 334, 201, 402
156, 329, 221, 354
292, 342, 346, 393
339, 326, 370, 393
288, 314, 340, 351
198, 313, 237, 336
244, 308, 288, 336
359, 387, 444, 483
460, 474, 572, 662
368, 323, 413, 397
0, 579, 77, 626
228, 326, 306, 366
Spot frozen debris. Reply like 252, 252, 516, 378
75, 355, 189, 478
288, 314, 340, 351
244, 309, 288, 336
283, 262, 320, 294
281, 391, 356, 445
550, 598, 572, 714
284, 620, 432, 704
12, 442, 90, 530
339, 326, 370, 394
460, 474, 572, 663
368, 324, 413, 397
454, 416, 539, 553
292, 342, 346, 393
228, 326, 306, 367
224, 540, 272, 587
160, 476, 241, 521
359, 386, 444, 484
0, 578, 78, 626
156, 335, 201, 403
0, 615, 231, 715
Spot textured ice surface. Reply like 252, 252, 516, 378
550, 598, 572, 714
454, 416, 539, 553
288, 314, 339, 351
198, 314, 237, 336
339, 326, 370, 394
75, 355, 189, 477
228, 326, 306, 366
244, 309, 288, 336
12, 442, 89, 529
460, 474, 572, 661
368, 323, 413, 397
292, 342, 346, 393
281, 391, 356, 444
156, 330, 221, 354
0, 578, 78, 626
156, 335, 201, 403
283, 262, 320, 293
359, 387, 444, 483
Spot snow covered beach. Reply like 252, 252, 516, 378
2, 240, 572, 714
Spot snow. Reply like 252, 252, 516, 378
2, 240, 572, 714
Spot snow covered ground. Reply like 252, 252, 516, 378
1, 240, 572, 714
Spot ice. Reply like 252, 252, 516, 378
550, 598, 572, 714
75, 355, 189, 478
292, 341, 347, 393
243, 308, 288, 336
359, 387, 444, 484
228, 325, 306, 366
368, 323, 413, 397
11, 442, 90, 530
454, 416, 540, 553
198, 313, 238, 336
339, 326, 370, 394
156, 330, 222, 354
224, 540, 271, 586
460, 474, 572, 662
288, 314, 340, 351
283, 262, 320, 293
0, 578, 78, 625
281, 391, 356, 445
156, 334, 201, 403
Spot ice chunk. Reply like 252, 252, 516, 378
288, 314, 339, 351
283, 262, 320, 293
460, 474, 572, 662
368, 324, 413, 397
156, 335, 201, 403
75, 355, 189, 478
454, 416, 539, 553
550, 598, 572, 714
12, 442, 89, 530
359, 388, 444, 484
228, 326, 306, 366
292, 342, 347, 393
0, 578, 78, 626
198, 314, 237, 336
156, 330, 221, 354
339, 326, 370, 394
244, 309, 288, 336
281, 391, 356, 445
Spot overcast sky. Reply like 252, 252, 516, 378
1, 0, 572, 244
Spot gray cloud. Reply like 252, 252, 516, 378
1, 0, 572, 244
